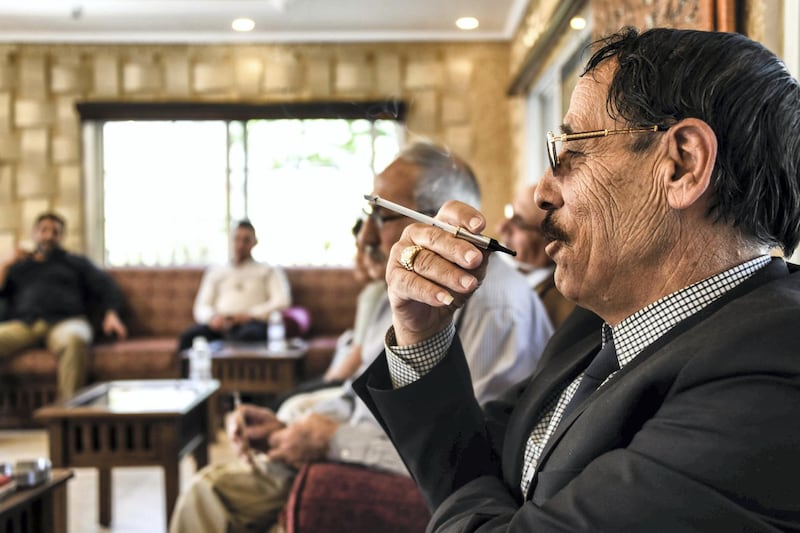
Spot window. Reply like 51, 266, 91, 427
80, 102, 404, 267
524, 27, 591, 181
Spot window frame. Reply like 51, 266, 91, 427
79, 100, 406, 266
523, 22, 591, 180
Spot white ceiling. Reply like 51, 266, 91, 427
0, 0, 529, 44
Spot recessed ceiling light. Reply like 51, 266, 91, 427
456, 17, 479, 31
570, 16, 587, 31
232, 18, 255, 32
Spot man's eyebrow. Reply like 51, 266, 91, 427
560, 123, 575, 135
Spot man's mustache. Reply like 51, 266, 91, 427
541, 212, 569, 244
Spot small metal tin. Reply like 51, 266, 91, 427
10, 458, 52, 488
0, 465, 17, 501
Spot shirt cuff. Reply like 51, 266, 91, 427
384, 322, 455, 389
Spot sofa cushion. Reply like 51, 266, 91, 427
285, 462, 430, 533
0, 340, 180, 381
0, 348, 57, 376
92, 337, 181, 380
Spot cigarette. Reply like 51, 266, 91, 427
232, 391, 269, 476
364, 195, 516, 256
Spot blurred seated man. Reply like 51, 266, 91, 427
270, 218, 387, 419
319, 219, 386, 383
498, 183, 574, 327
0, 212, 127, 399
177, 220, 291, 351
169, 141, 553, 533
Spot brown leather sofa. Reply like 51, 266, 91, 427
0, 266, 360, 428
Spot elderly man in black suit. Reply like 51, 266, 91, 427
355, 27, 800, 531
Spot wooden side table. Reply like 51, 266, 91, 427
34, 379, 219, 529
0, 468, 73, 533
183, 340, 308, 432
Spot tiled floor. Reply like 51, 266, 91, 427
1, 428, 236, 533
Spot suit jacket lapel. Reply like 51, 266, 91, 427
529, 258, 791, 491
502, 307, 603, 497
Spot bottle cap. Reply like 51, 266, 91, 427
192, 336, 209, 350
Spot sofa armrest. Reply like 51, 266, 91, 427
285, 462, 430, 533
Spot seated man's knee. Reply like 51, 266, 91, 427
0, 320, 42, 356
48, 319, 93, 353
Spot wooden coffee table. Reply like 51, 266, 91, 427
34, 379, 219, 529
0, 468, 73, 533
183, 340, 308, 431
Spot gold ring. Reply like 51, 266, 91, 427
399, 245, 424, 272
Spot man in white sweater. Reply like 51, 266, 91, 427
177, 220, 291, 350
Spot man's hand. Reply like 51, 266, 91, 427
0, 248, 30, 288
266, 412, 339, 469
387, 200, 489, 346
225, 403, 285, 457
229, 313, 252, 326
102, 310, 128, 340
208, 314, 229, 331
2, 248, 30, 268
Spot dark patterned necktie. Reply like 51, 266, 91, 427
559, 337, 618, 424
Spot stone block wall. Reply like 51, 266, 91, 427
0, 41, 512, 255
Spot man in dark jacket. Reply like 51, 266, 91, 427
0, 212, 127, 399
355, 28, 800, 531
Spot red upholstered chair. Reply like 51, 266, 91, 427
285, 462, 431, 533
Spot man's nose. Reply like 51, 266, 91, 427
357, 217, 380, 246
535, 169, 562, 211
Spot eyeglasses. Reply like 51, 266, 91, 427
361, 205, 407, 229
546, 125, 665, 172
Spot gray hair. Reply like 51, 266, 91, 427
397, 142, 481, 213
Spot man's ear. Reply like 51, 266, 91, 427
661, 118, 717, 210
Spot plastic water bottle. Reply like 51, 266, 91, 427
267, 310, 286, 351
189, 336, 212, 380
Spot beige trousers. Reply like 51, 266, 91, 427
170, 388, 342, 533
0, 317, 93, 399
169, 458, 294, 533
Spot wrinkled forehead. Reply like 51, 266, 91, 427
374, 159, 418, 207
563, 60, 617, 131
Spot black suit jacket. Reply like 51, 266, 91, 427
354, 259, 800, 532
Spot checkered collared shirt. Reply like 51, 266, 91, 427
385, 255, 771, 497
